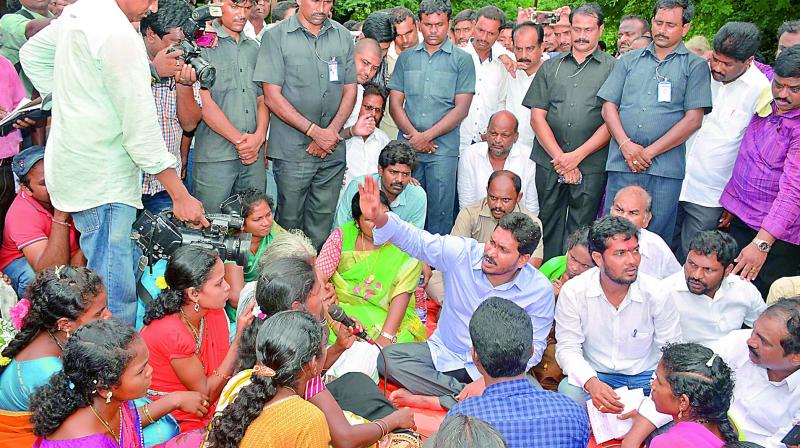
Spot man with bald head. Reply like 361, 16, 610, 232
344, 38, 384, 128
609, 185, 681, 279
458, 111, 538, 214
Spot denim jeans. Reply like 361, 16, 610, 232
604, 172, 682, 243
72, 203, 138, 323
141, 190, 173, 215
558, 370, 654, 409
3, 256, 35, 297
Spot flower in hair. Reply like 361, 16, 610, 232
68, 379, 75, 389
54, 265, 65, 278
9, 298, 31, 330
0, 356, 10, 367
252, 305, 266, 320
154, 276, 169, 290
706, 353, 718, 367
253, 365, 276, 377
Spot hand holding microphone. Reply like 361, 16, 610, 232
327, 304, 373, 344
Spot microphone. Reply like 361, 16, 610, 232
328, 304, 373, 343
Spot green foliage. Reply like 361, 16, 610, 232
334, 0, 794, 61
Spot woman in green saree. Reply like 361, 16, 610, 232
317, 191, 425, 348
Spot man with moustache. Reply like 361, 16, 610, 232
256, 0, 357, 249
194, 0, 268, 214
616, 15, 650, 56
504, 22, 545, 157
555, 215, 682, 410
755, 20, 800, 81
675, 22, 769, 262
382, 7, 420, 139
624, 298, 800, 447
542, 24, 560, 56
525, 3, 616, 261
718, 46, 800, 297
243, 0, 270, 42
452, 9, 476, 47
343, 38, 383, 128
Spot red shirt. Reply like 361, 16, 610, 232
0, 191, 81, 271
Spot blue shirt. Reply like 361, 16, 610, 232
387, 39, 475, 157
0, 357, 62, 410
448, 379, 590, 448
597, 42, 712, 179
373, 213, 554, 379
333, 174, 427, 230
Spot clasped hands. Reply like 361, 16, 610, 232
551, 151, 583, 184
403, 130, 437, 154
620, 140, 652, 173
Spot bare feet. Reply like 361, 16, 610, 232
389, 388, 444, 411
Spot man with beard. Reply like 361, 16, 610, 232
525, 3, 616, 261
676, 22, 769, 262
340, 83, 391, 193
625, 298, 800, 447
457, 112, 538, 215
452, 9, 476, 47
356, 174, 553, 411
661, 230, 765, 347
504, 22, 545, 157
718, 46, 800, 297
256, 0, 357, 249
555, 215, 682, 410
616, 15, 650, 56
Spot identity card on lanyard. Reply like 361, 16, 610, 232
658, 79, 672, 103
328, 57, 339, 82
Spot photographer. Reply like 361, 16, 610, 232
140, 0, 203, 214
18, 0, 208, 324
193, 0, 269, 214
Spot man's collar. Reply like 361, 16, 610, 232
585, 268, 644, 303
483, 378, 536, 396
565, 45, 606, 63
784, 367, 800, 392
414, 39, 453, 54
641, 41, 689, 58
212, 19, 253, 42
286, 13, 332, 35
374, 174, 408, 207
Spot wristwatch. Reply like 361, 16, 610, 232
752, 238, 772, 253
380, 331, 398, 344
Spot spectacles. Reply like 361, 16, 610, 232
362, 104, 384, 114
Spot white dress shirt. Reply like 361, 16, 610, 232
639, 330, 800, 448
661, 270, 766, 346
638, 228, 682, 279
342, 127, 390, 193
458, 43, 509, 151
680, 64, 770, 207
505, 69, 537, 155
344, 84, 365, 128
457, 141, 539, 214
555, 267, 682, 388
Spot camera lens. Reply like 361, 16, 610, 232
193, 60, 216, 88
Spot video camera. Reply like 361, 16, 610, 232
167, 4, 222, 88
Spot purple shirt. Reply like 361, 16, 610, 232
720, 102, 800, 244
0, 55, 25, 159
754, 60, 774, 81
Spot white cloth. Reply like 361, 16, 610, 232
457, 141, 538, 214
458, 42, 509, 151
660, 270, 766, 346
242, 20, 271, 44
680, 64, 770, 207
342, 128, 390, 192
638, 228, 681, 279
555, 267, 682, 388
344, 84, 364, 129
504, 69, 537, 155
639, 329, 800, 448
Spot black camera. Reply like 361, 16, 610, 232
168, 4, 222, 88
131, 209, 252, 267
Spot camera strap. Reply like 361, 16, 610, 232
136, 255, 156, 306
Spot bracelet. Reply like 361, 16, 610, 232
619, 137, 632, 149
212, 369, 232, 380
348, 126, 354, 138
142, 404, 156, 424
51, 218, 71, 228
373, 418, 389, 438
305, 122, 316, 136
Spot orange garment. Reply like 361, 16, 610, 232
0, 409, 35, 448
240, 396, 330, 448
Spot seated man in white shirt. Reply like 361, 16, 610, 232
341, 82, 391, 191
555, 215, 682, 410
662, 230, 766, 347
624, 298, 800, 448
610, 185, 681, 279
458, 111, 538, 213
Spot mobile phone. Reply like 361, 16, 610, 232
782, 424, 800, 445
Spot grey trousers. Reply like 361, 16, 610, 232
193, 156, 267, 214
673, 201, 724, 263
272, 157, 345, 250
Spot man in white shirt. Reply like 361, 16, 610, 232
458, 111, 538, 213
676, 22, 770, 262
624, 298, 800, 448
504, 21, 545, 156
610, 185, 682, 279
341, 83, 391, 193
344, 38, 383, 128
458, 6, 509, 153
555, 215, 682, 411
662, 230, 766, 346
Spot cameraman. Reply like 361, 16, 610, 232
193, 0, 269, 214
140, 0, 203, 214
18, 0, 208, 324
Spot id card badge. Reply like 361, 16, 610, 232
658, 80, 672, 103
328, 57, 339, 82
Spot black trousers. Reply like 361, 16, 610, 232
728, 216, 800, 297
327, 372, 397, 421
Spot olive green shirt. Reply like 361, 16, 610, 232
523, 47, 615, 174
254, 14, 356, 162
194, 20, 262, 162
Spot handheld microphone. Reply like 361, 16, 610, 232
328, 304, 373, 343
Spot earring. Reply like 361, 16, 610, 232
106, 391, 112, 404
678, 408, 683, 421
65, 329, 70, 339
194, 302, 200, 312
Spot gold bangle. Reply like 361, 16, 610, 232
213, 369, 232, 380
142, 404, 156, 424
306, 123, 316, 136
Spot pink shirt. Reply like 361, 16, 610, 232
0, 56, 25, 159
650, 421, 725, 448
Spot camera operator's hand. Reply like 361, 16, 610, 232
153, 47, 185, 79
176, 65, 197, 86
172, 193, 208, 229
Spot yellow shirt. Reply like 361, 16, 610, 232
240, 395, 330, 448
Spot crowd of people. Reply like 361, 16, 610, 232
0, 0, 798, 446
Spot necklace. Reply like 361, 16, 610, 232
179, 309, 205, 356
47, 330, 65, 352
90, 404, 120, 444
352, 232, 383, 300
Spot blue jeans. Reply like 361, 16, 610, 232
413, 154, 458, 235
558, 370, 654, 409
141, 190, 173, 215
604, 172, 682, 243
72, 203, 138, 324
3, 256, 35, 297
